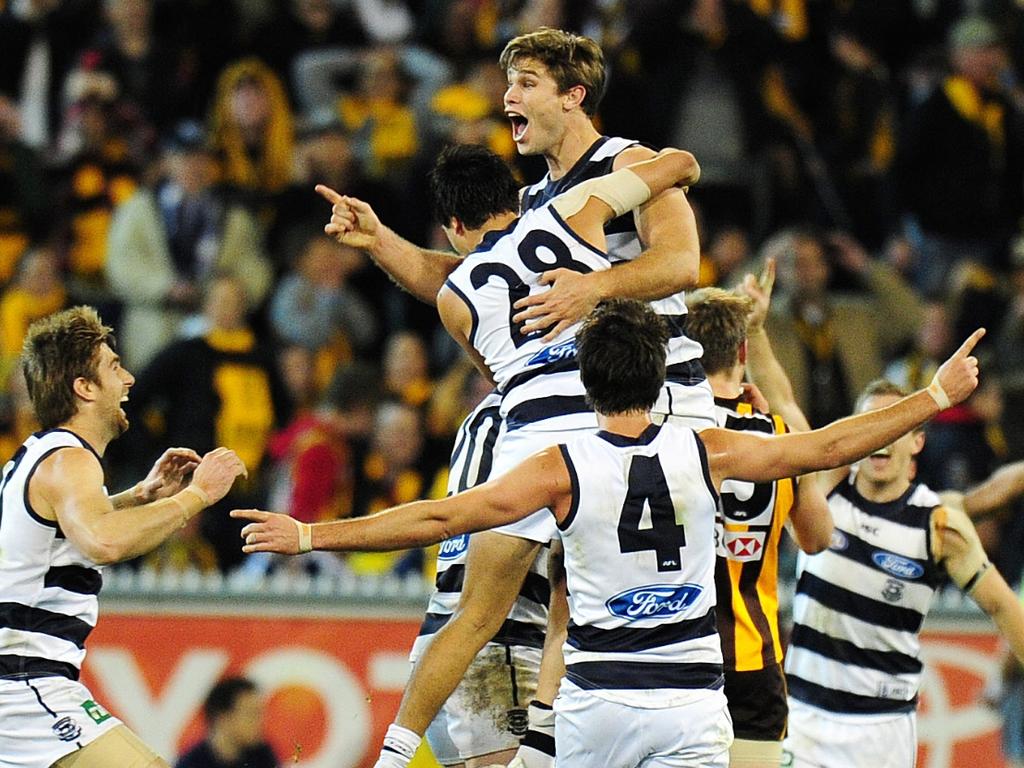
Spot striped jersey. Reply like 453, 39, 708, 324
712, 397, 794, 673
558, 422, 722, 706
410, 392, 550, 659
444, 203, 609, 434
785, 478, 945, 715
0, 430, 104, 681
520, 135, 705, 385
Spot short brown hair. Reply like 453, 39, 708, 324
578, 299, 669, 415
499, 28, 606, 116
22, 306, 114, 429
685, 288, 753, 375
855, 379, 910, 414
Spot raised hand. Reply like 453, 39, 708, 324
315, 184, 381, 251
933, 328, 985, 408
136, 447, 201, 503
512, 269, 599, 341
739, 257, 775, 331
231, 509, 303, 555
190, 447, 248, 505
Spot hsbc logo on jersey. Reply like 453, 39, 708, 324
721, 531, 767, 562
605, 583, 703, 620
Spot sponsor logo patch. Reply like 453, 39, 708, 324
438, 534, 469, 561
526, 338, 577, 367
606, 583, 703, 620
52, 716, 82, 742
80, 699, 111, 724
872, 551, 924, 580
722, 530, 766, 562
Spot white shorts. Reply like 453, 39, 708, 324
425, 644, 542, 765
0, 676, 122, 768
490, 422, 594, 544
782, 699, 916, 768
554, 680, 732, 768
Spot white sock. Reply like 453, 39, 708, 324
512, 701, 555, 768
374, 723, 421, 768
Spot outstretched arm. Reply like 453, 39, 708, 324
961, 461, 1024, 519
703, 329, 984, 487
513, 145, 701, 340
234, 447, 571, 554
316, 184, 461, 305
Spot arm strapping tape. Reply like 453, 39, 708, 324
550, 168, 652, 219
932, 504, 991, 594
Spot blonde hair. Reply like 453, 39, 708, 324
499, 28, 606, 116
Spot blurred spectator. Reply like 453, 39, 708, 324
428, 58, 515, 161
893, 15, 1024, 294
84, 0, 195, 130
51, 68, 141, 312
348, 400, 427, 575
276, 344, 319, 415
382, 331, 432, 409
270, 233, 378, 382
175, 677, 278, 768
0, 94, 48, 283
106, 119, 271, 369
209, 58, 295, 205
0, 362, 38, 463
0, 0, 102, 149
0, 246, 66, 385
125, 275, 290, 571
698, 223, 754, 288
763, 228, 923, 426
997, 240, 1024, 461
884, 299, 952, 392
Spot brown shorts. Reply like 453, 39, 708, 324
724, 664, 788, 741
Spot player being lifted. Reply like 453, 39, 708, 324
234, 300, 984, 768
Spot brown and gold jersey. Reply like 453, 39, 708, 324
712, 396, 795, 672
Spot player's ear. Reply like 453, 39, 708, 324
562, 84, 586, 112
450, 217, 465, 236
738, 339, 748, 366
72, 376, 97, 403
911, 429, 926, 456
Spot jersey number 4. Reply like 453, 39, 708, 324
617, 455, 686, 572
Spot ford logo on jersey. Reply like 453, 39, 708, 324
605, 584, 703, 620
438, 534, 469, 561
526, 338, 577, 366
872, 551, 924, 580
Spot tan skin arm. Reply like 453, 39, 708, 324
703, 329, 983, 487
234, 447, 572, 554
108, 447, 200, 509
513, 145, 701, 340
788, 475, 834, 554
941, 524, 1024, 667
436, 285, 496, 384
34, 447, 246, 565
962, 461, 1024, 518
316, 184, 461, 306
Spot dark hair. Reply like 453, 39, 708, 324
429, 144, 519, 230
203, 677, 257, 725
684, 288, 754, 376
22, 306, 115, 430
577, 299, 669, 415
499, 28, 607, 116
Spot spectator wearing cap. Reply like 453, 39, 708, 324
892, 14, 1024, 294
105, 119, 271, 369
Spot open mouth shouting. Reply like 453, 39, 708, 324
506, 111, 529, 142
867, 446, 892, 470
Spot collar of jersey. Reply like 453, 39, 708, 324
596, 421, 661, 447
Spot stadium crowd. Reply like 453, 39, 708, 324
1, 0, 1023, 587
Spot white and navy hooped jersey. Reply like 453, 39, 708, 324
520, 135, 705, 385
0, 430, 104, 681
785, 478, 945, 715
410, 392, 549, 660
444, 203, 608, 434
557, 423, 722, 704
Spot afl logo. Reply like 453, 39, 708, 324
606, 583, 703, 621
438, 534, 469, 561
829, 530, 848, 551
872, 551, 924, 580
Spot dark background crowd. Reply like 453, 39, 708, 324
2, 0, 1023, 583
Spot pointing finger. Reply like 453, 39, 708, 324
314, 184, 343, 204
955, 328, 986, 358
232, 509, 271, 523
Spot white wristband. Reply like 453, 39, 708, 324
927, 377, 951, 410
295, 519, 313, 553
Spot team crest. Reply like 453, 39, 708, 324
52, 717, 82, 742
882, 578, 905, 603
507, 707, 528, 736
